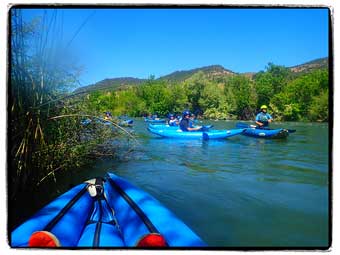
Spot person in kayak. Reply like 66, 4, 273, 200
145, 113, 153, 120
168, 114, 179, 126
152, 114, 160, 120
179, 110, 202, 131
255, 105, 273, 128
189, 113, 197, 128
104, 111, 112, 121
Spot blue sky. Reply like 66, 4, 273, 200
20, 8, 329, 87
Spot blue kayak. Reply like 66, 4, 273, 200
236, 123, 293, 138
144, 118, 166, 123
118, 119, 133, 127
80, 118, 113, 126
148, 124, 213, 130
148, 125, 245, 140
11, 173, 205, 247
148, 124, 178, 129
81, 118, 133, 127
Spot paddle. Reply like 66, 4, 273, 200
200, 125, 213, 132
236, 122, 296, 133
186, 124, 213, 132
203, 124, 214, 129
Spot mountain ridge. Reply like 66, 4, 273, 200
74, 57, 328, 93
158, 65, 236, 82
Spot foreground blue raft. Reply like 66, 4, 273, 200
148, 125, 245, 140
236, 123, 295, 139
11, 173, 206, 247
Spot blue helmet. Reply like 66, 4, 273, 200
182, 110, 191, 117
168, 113, 174, 118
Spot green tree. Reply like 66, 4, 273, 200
137, 80, 173, 115
227, 75, 257, 119
167, 83, 188, 114
271, 69, 328, 121
114, 88, 146, 116
183, 72, 206, 113
254, 63, 291, 109
308, 88, 329, 122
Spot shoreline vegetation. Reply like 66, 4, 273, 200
81, 63, 328, 122
9, 10, 329, 229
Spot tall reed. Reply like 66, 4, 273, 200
9, 9, 130, 229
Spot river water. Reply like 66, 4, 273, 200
49, 119, 330, 247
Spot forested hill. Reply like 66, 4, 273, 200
74, 77, 146, 93
289, 57, 329, 74
74, 65, 235, 93
74, 57, 328, 94
158, 65, 235, 82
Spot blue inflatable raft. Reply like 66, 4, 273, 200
236, 123, 295, 139
148, 125, 245, 140
11, 173, 205, 247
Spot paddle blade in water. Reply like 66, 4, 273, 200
202, 132, 209, 140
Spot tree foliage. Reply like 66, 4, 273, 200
83, 63, 329, 122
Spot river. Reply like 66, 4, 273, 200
34, 119, 331, 247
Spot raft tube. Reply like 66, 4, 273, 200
104, 173, 205, 246
11, 173, 205, 247
11, 183, 93, 247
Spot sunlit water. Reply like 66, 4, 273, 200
37, 119, 331, 247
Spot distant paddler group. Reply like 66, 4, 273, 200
147, 109, 244, 140
81, 111, 133, 128
147, 104, 295, 139
144, 114, 166, 123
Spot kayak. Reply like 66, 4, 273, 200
80, 118, 92, 125
148, 126, 245, 140
242, 128, 289, 138
118, 119, 133, 127
149, 124, 213, 130
81, 118, 133, 127
236, 123, 294, 139
11, 173, 205, 247
144, 118, 166, 123
148, 124, 178, 129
